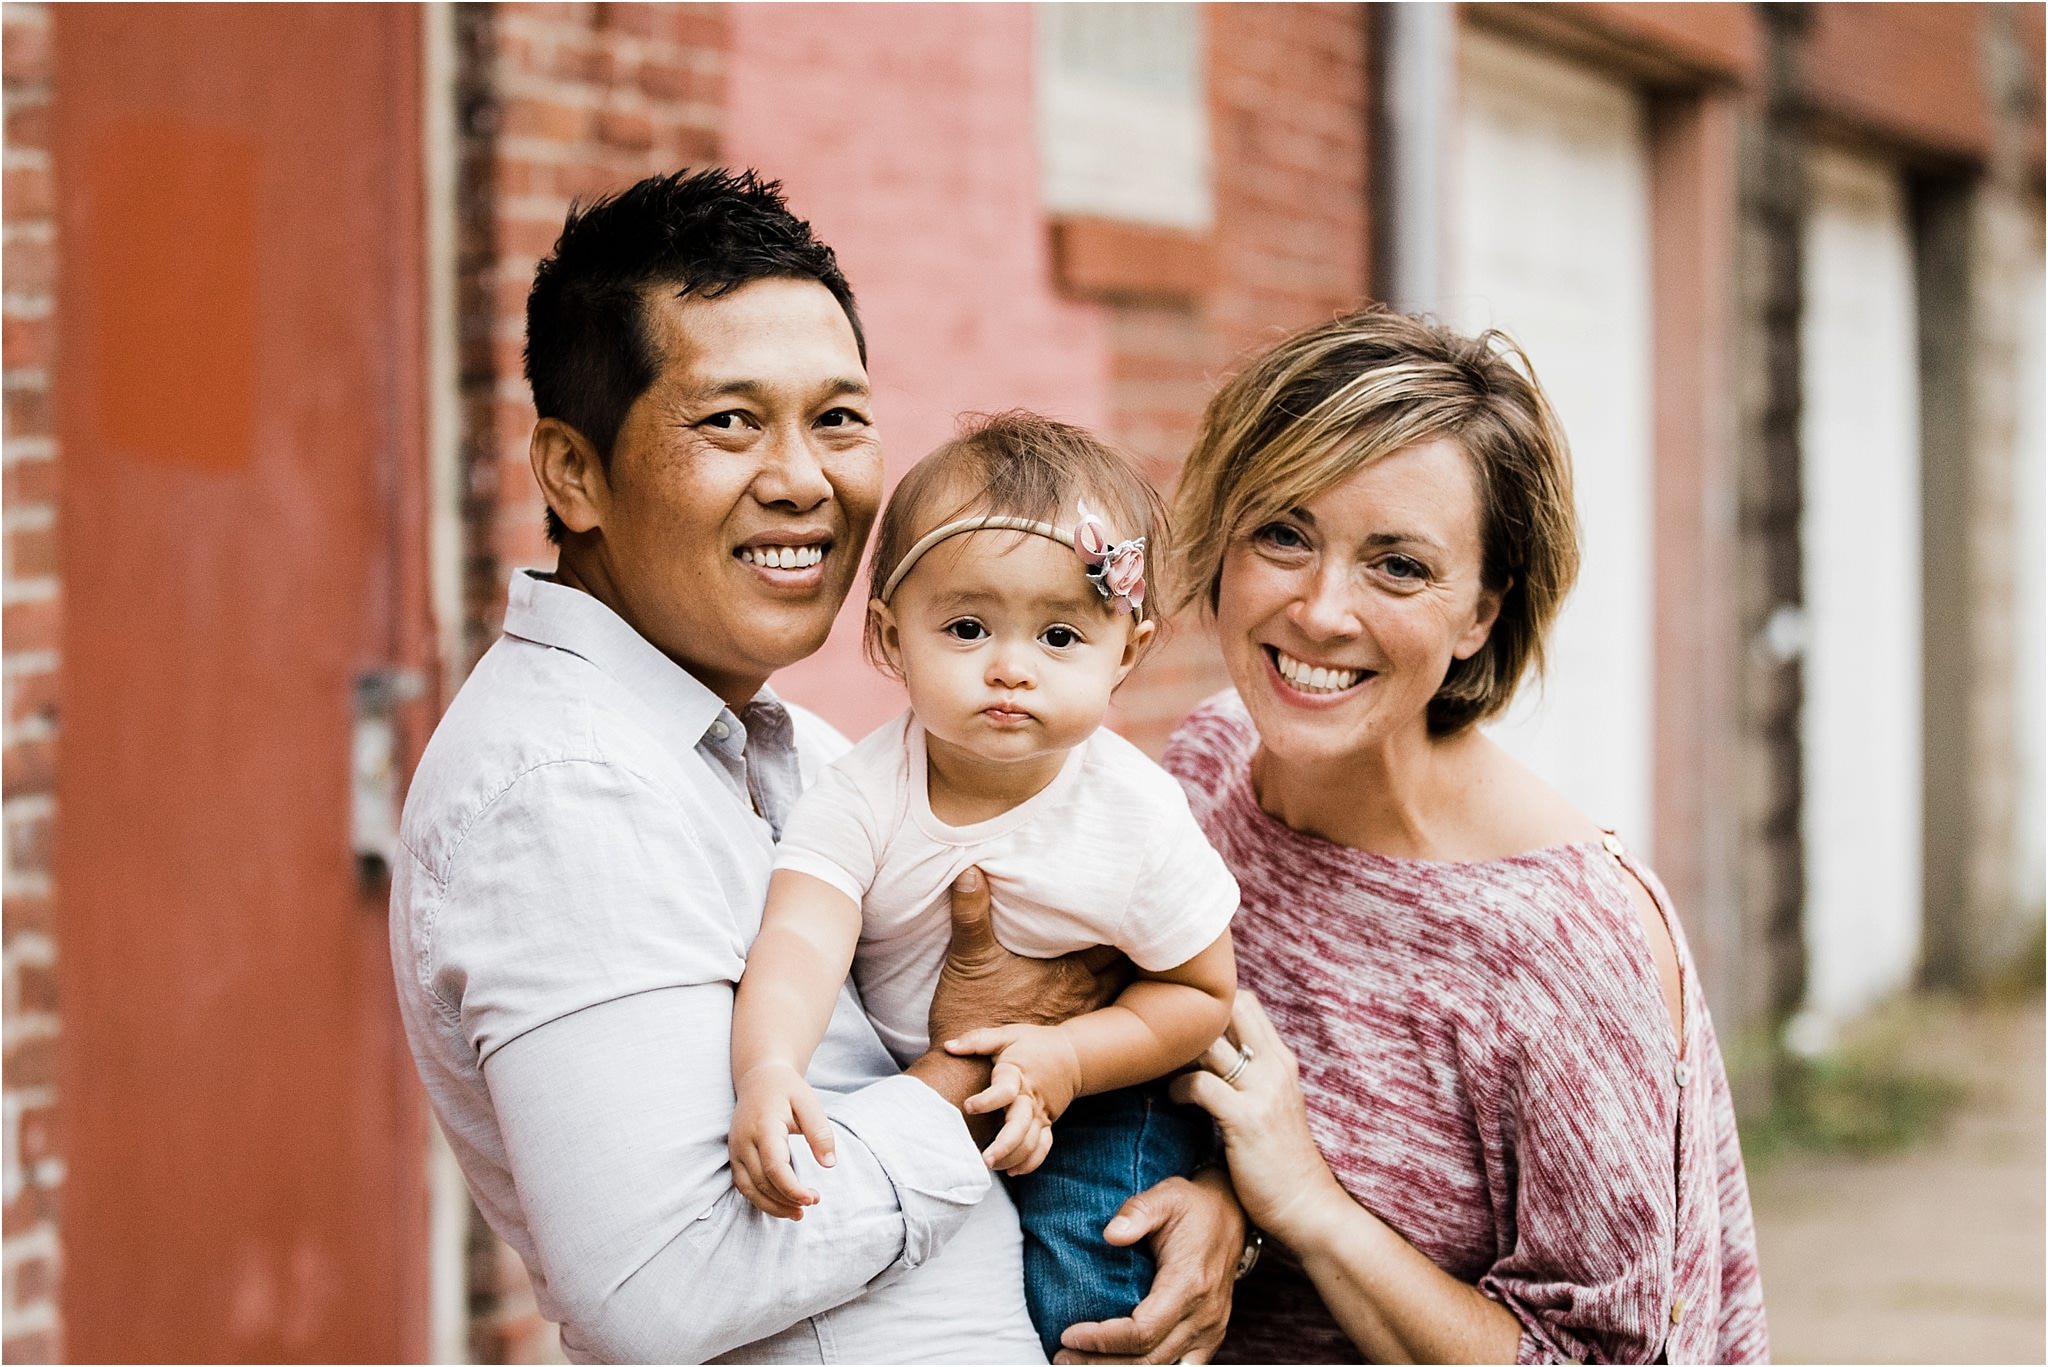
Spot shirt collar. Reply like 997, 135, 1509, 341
501, 569, 768, 762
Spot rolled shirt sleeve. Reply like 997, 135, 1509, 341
433, 759, 990, 1362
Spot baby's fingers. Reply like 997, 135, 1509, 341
1010, 1124, 1056, 1177
757, 1137, 820, 1211
981, 1095, 1043, 1171
790, 1086, 837, 1169
732, 1153, 804, 1221
944, 1025, 1022, 1059
965, 1061, 1023, 1116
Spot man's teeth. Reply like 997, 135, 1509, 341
1274, 649, 1364, 694
739, 545, 824, 570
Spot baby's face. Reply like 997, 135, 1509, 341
874, 528, 1150, 772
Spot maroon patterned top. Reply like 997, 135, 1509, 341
1166, 695, 1768, 1364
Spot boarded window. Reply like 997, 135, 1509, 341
1036, 3, 1211, 230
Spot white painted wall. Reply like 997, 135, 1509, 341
2013, 227, 2045, 919
1797, 146, 1924, 1037
1450, 29, 1656, 849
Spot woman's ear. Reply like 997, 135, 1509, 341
869, 598, 905, 677
1452, 576, 1511, 662
530, 418, 607, 536
1113, 616, 1158, 686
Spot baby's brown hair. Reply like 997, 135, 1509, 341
864, 410, 1168, 673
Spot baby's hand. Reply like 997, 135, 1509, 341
729, 1061, 836, 1220
943, 1024, 1083, 1176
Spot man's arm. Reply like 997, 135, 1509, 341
439, 770, 1124, 1361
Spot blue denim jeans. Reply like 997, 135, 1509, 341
1007, 1082, 1217, 1359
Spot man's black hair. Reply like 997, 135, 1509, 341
524, 167, 867, 544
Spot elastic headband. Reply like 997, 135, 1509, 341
878, 500, 1148, 619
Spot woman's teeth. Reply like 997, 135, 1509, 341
1274, 649, 1364, 694
739, 545, 824, 570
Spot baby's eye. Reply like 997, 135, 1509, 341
944, 619, 989, 642
1040, 625, 1082, 649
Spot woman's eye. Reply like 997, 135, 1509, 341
1041, 625, 1081, 649
1381, 555, 1428, 581
944, 620, 988, 642
1252, 522, 1308, 551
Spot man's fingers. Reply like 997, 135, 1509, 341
944, 866, 998, 961
1097, 1185, 1168, 1249
1230, 989, 1281, 1049
790, 1089, 837, 1168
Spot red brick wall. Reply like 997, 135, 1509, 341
1103, 2, 1374, 753
2, 3, 62, 1360
458, 1, 728, 669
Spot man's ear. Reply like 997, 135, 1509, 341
1114, 616, 1158, 687
530, 418, 607, 536
1452, 575, 1511, 662
869, 598, 905, 677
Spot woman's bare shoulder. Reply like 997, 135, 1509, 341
1457, 733, 1606, 859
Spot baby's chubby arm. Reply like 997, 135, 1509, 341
729, 869, 862, 1219
944, 930, 1237, 1173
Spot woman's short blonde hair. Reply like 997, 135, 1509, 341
1172, 308, 1580, 735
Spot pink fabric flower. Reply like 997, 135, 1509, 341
1073, 499, 1146, 616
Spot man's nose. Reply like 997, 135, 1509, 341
754, 425, 833, 512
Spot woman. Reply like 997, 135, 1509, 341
1162, 310, 1767, 1363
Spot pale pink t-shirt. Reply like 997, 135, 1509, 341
774, 712, 1240, 1066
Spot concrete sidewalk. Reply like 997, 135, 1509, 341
1748, 996, 2045, 1364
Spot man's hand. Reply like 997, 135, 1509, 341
945, 1022, 1083, 1174
1055, 1168, 1246, 1364
926, 867, 1128, 1048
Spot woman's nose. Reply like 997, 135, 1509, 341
1287, 564, 1361, 640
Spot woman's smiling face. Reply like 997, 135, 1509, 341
1212, 437, 1504, 769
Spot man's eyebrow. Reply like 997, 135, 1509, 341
684, 376, 871, 402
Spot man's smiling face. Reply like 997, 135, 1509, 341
564, 276, 883, 706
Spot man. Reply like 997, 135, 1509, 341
390, 169, 1242, 1363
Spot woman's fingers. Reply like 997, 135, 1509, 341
1168, 1067, 1236, 1120
1229, 990, 1283, 1054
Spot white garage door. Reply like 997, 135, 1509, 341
1799, 146, 1923, 1033
1450, 30, 1656, 849
2013, 224, 2045, 919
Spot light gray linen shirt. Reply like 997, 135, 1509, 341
390, 570, 1040, 1364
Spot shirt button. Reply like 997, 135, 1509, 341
1670, 1297, 1685, 1325
1601, 832, 1625, 857
1675, 1059, 1692, 1087
709, 721, 730, 741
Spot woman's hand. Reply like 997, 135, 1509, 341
1055, 1167, 1245, 1364
1170, 991, 1347, 1246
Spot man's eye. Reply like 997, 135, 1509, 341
1041, 625, 1081, 649
944, 620, 988, 642
700, 410, 752, 432
818, 407, 868, 428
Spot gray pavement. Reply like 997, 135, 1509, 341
1749, 997, 2046, 1364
